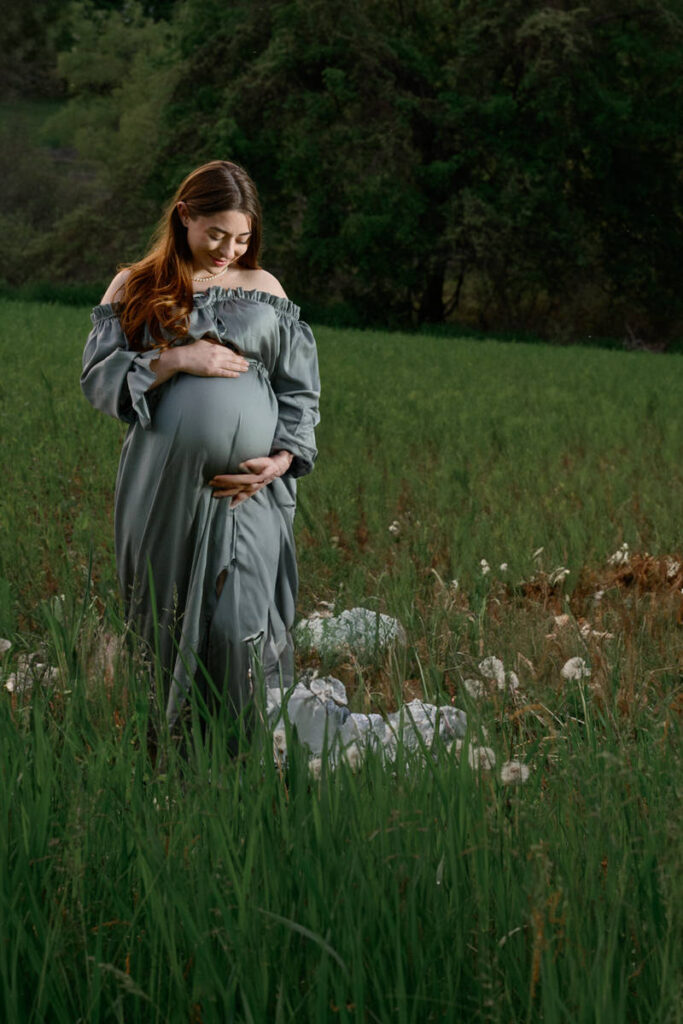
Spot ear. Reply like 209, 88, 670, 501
177, 201, 191, 227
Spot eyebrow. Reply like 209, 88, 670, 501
209, 226, 252, 237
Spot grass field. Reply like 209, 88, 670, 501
0, 299, 681, 1021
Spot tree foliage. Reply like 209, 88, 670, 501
5, 0, 683, 341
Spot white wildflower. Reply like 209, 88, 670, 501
500, 760, 530, 785
341, 742, 364, 772
499, 562, 508, 572
505, 671, 520, 693
447, 738, 465, 758
578, 622, 613, 642
561, 656, 591, 681
608, 542, 630, 567
480, 559, 490, 576
450, 579, 459, 591
468, 745, 496, 770
388, 520, 401, 537
463, 678, 485, 700
665, 558, 681, 580
548, 566, 570, 585
0, 638, 11, 656
479, 656, 505, 687
272, 726, 287, 763
592, 589, 605, 603
152, 794, 172, 811
308, 757, 323, 779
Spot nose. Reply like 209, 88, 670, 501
219, 240, 238, 261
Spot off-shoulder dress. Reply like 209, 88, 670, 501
81, 286, 320, 723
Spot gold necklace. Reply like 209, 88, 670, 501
192, 263, 231, 284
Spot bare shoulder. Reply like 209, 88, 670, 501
247, 268, 288, 299
101, 269, 131, 304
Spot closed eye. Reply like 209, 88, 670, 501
209, 231, 251, 242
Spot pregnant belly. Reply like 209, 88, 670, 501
152, 366, 278, 479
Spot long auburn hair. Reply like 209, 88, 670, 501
119, 160, 262, 350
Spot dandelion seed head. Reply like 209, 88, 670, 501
272, 727, 287, 761
561, 656, 591, 681
505, 670, 520, 693
608, 542, 630, 567
548, 566, 570, 585
469, 745, 496, 770
447, 738, 465, 758
479, 656, 505, 686
500, 760, 530, 785
342, 742, 364, 771
665, 558, 681, 580
463, 678, 485, 700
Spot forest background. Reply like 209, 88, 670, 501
2, 0, 683, 346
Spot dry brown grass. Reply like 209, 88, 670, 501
296, 551, 682, 726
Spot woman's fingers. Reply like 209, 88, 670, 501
209, 471, 262, 489
209, 470, 265, 501
213, 482, 264, 502
209, 456, 285, 501
240, 457, 271, 474
182, 338, 249, 377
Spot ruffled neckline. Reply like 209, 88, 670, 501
193, 286, 300, 320
91, 286, 301, 323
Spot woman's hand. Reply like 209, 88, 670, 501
209, 451, 294, 507
150, 338, 248, 387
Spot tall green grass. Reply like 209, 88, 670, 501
1, 299, 681, 1021
1, 641, 680, 1022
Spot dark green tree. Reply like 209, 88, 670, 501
11, 0, 683, 340
153, 0, 683, 336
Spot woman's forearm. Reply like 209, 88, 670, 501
148, 347, 182, 390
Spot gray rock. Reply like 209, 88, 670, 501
264, 676, 467, 770
294, 607, 406, 659
310, 676, 348, 705
386, 699, 468, 752
339, 712, 387, 749
266, 677, 350, 755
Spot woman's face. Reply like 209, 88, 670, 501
178, 204, 252, 274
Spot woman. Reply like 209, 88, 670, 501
82, 160, 320, 727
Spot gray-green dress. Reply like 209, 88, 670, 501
81, 286, 320, 722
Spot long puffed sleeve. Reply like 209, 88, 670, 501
270, 316, 320, 478
81, 304, 161, 428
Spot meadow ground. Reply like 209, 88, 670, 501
0, 299, 681, 1022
